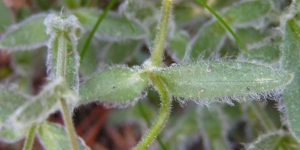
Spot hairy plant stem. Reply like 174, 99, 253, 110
56, 34, 78, 150
137, 102, 168, 150
150, 0, 173, 67
60, 98, 78, 150
22, 124, 37, 150
134, 73, 172, 150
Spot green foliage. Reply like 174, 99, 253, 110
155, 62, 292, 99
0, 88, 27, 124
8, 78, 76, 130
38, 121, 89, 150
0, 0, 13, 32
0, 14, 48, 50
73, 9, 146, 39
282, 19, 300, 141
0, 0, 299, 149
79, 67, 148, 106
223, 0, 271, 24
246, 131, 299, 150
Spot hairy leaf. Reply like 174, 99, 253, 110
79, 67, 148, 107
200, 105, 228, 150
0, 88, 27, 124
0, 0, 13, 32
188, 21, 226, 59
246, 131, 299, 150
282, 19, 300, 141
243, 37, 281, 63
73, 9, 146, 40
0, 14, 48, 50
223, 0, 271, 25
0, 125, 27, 142
78, 34, 99, 77
101, 40, 141, 64
38, 121, 90, 150
8, 78, 77, 130
169, 30, 189, 61
164, 105, 199, 149
236, 27, 270, 44
155, 61, 293, 99
44, 14, 81, 92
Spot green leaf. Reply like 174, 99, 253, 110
0, 88, 28, 142
155, 61, 293, 101
243, 37, 281, 63
173, 1, 203, 24
236, 27, 270, 44
246, 131, 299, 150
38, 121, 90, 150
79, 67, 148, 107
0, 0, 13, 32
8, 78, 77, 130
121, 0, 157, 22
0, 125, 27, 142
188, 21, 226, 59
169, 29, 189, 61
44, 14, 81, 92
163, 105, 199, 148
200, 105, 228, 150
78, 33, 99, 77
101, 39, 141, 64
223, 0, 271, 25
0, 88, 27, 124
0, 14, 48, 50
282, 19, 300, 141
73, 9, 146, 39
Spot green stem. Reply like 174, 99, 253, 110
80, 0, 117, 63
122, 12, 136, 35
150, 0, 173, 67
134, 73, 172, 150
22, 124, 37, 150
137, 102, 168, 150
196, 0, 250, 56
60, 98, 78, 150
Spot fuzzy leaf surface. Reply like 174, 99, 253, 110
189, 21, 226, 59
38, 121, 90, 150
44, 14, 81, 92
0, 14, 48, 50
8, 78, 77, 130
79, 67, 148, 106
0, 0, 13, 32
169, 30, 189, 61
223, 0, 271, 24
155, 61, 293, 99
101, 40, 140, 64
200, 105, 228, 150
246, 131, 299, 150
244, 37, 281, 63
78, 33, 99, 76
0, 125, 27, 142
0, 88, 27, 124
73, 9, 146, 39
282, 19, 300, 141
